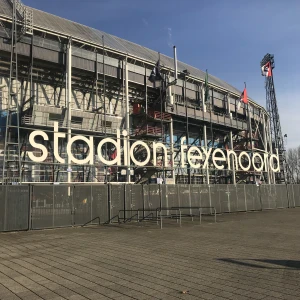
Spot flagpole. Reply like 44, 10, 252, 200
245, 82, 254, 182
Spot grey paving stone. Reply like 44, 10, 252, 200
0, 208, 300, 300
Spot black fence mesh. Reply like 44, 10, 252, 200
0, 186, 29, 231
1, 184, 300, 232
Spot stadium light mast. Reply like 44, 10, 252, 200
260, 54, 292, 183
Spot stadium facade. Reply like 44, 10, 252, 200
0, 0, 279, 185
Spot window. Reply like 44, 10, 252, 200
49, 113, 61, 121
102, 120, 112, 128
71, 116, 83, 124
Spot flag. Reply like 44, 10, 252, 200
237, 84, 248, 110
261, 62, 272, 77
110, 149, 117, 160
148, 60, 163, 83
204, 69, 209, 102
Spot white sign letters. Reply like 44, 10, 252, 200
27, 122, 280, 173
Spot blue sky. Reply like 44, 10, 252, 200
24, 0, 300, 148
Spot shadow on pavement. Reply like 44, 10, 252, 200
218, 258, 300, 270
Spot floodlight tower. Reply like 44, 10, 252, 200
260, 54, 290, 183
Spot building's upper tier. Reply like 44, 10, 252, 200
0, 0, 262, 108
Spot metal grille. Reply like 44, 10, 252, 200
274, 185, 288, 208
73, 185, 92, 226
91, 185, 108, 224
215, 185, 230, 213
178, 184, 191, 215
53, 185, 72, 227
165, 185, 178, 216
199, 185, 211, 214
292, 185, 300, 207
0, 187, 4, 231
110, 184, 125, 222
31, 185, 54, 229
2, 183, 300, 233
260, 185, 276, 209
236, 185, 247, 211
144, 185, 161, 211
4, 186, 29, 231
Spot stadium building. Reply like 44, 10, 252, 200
0, 0, 279, 185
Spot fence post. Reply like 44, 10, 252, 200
52, 184, 55, 228
244, 184, 247, 212
258, 185, 262, 211
108, 183, 111, 223
142, 184, 145, 219
90, 185, 93, 222
4, 186, 7, 231
28, 184, 32, 231
227, 184, 230, 213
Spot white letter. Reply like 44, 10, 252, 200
122, 130, 128, 166
227, 149, 238, 171
201, 146, 212, 169
28, 131, 49, 162
153, 142, 168, 167
238, 151, 251, 171
97, 130, 121, 166
181, 137, 187, 167
212, 149, 226, 170
187, 146, 202, 168
130, 141, 151, 167
54, 122, 66, 163
252, 152, 264, 172
269, 148, 280, 173
67, 135, 94, 165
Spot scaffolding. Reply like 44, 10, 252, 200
0, 0, 278, 185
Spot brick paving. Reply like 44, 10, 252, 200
0, 208, 300, 299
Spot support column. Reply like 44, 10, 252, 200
201, 83, 206, 113
229, 131, 236, 185
203, 125, 209, 184
227, 94, 232, 118
125, 58, 131, 183
66, 38, 72, 189
267, 116, 275, 184
263, 114, 271, 184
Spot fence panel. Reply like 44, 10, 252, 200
165, 185, 178, 216
53, 185, 72, 227
31, 185, 54, 229
124, 184, 132, 219
178, 184, 191, 215
236, 185, 247, 212
144, 185, 161, 211
216, 184, 230, 213
73, 185, 92, 225
274, 185, 288, 208
0, 187, 5, 231
293, 185, 300, 207
110, 184, 125, 222
286, 185, 295, 208
5, 186, 29, 231
227, 184, 237, 212
210, 185, 220, 213
91, 185, 109, 223
190, 184, 200, 207
131, 184, 144, 211
199, 185, 211, 214
260, 185, 276, 209
244, 185, 260, 211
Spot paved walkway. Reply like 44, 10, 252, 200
0, 209, 300, 300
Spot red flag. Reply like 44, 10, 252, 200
240, 87, 248, 104
261, 62, 272, 77
110, 150, 117, 160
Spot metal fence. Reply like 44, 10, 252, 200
0, 184, 300, 232
0, 186, 30, 231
